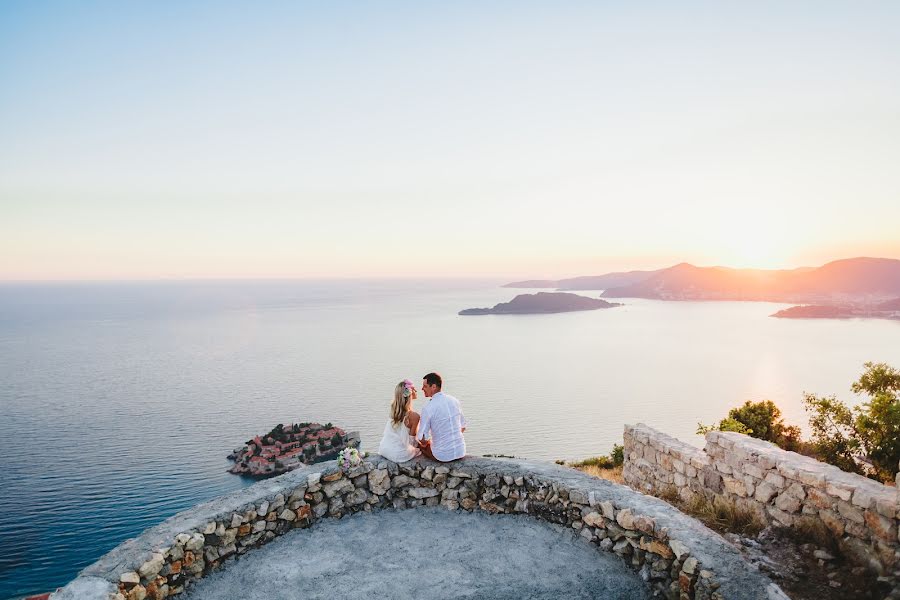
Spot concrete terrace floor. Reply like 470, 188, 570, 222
181, 508, 653, 600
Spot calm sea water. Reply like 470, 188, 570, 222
1, 279, 899, 599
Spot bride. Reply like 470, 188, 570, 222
377, 379, 422, 462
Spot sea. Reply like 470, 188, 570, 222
1, 279, 899, 599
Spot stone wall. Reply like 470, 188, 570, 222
53, 456, 784, 600
623, 423, 900, 582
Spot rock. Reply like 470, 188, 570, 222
345, 488, 368, 506
368, 469, 390, 495
323, 478, 354, 498
837, 500, 865, 524
408, 487, 440, 499
392, 475, 416, 488
639, 537, 673, 558
633, 515, 655, 534
583, 512, 605, 528
185, 533, 204, 552
328, 497, 344, 515
774, 493, 801, 514
278, 509, 296, 521
864, 508, 896, 541
813, 549, 835, 561
600, 501, 615, 520
616, 508, 635, 529
569, 489, 589, 505
120, 572, 140, 585
138, 553, 164, 578
682, 557, 698, 575
669, 539, 690, 560
126, 585, 147, 600
230, 513, 243, 528
613, 539, 633, 555
754, 482, 777, 504
818, 509, 845, 536
322, 471, 343, 482
825, 481, 853, 502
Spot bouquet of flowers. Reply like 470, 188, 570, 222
337, 447, 365, 471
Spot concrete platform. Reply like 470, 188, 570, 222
181, 508, 652, 599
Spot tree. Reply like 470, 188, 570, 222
804, 362, 900, 483
697, 400, 802, 451
331, 433, 343, 447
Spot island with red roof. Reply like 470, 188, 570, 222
227, 422, 360, 477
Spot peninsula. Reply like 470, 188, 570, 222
227, 422, 360, 477
504, 257, 900, 308
459, 292, 622, 315
771, 301, 900, 320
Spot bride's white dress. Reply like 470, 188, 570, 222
378, 419, 421, 462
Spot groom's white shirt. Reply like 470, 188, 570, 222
417, 391, 467, 462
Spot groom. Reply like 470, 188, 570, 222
416, 372, 467, 462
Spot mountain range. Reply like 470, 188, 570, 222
505, 257, 900, 305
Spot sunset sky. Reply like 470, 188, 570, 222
2, 2, 899, 280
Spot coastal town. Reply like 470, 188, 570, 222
227, 422, 360, 477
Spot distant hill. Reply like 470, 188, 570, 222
459, 292, 622, 315
770, 305, 859, 319
875, 297, 900, 311
599, 258, 900, 303
504, 269, 659, 290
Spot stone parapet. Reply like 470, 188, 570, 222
53, 456, 783, 600
623, 423, 900, 587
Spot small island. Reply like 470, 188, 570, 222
459, 292, 622, 315
771, 302, 900, 320
227, 422, 360, 477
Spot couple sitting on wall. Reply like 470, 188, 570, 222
378, 372, 467, 463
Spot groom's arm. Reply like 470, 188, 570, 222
416, 406, 431, 445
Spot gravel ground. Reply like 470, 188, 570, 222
182, 508, 652, 600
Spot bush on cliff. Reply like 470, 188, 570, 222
697, 363, 900, 484
804, 361, 900, 483
697, 400, 802, 451
569, 443, 624, 469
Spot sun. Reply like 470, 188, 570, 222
720, 220, 792, 270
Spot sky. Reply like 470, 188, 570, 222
1, 1, 899, 280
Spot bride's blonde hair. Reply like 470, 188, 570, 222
390, 381, 412, 427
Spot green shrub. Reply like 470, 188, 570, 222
570, 444, 624, 469
804, 361, 900, 483
697, 400, 802, 451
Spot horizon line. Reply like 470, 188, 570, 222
2, 255, 898, 284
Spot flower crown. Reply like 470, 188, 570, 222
401, 379, 414, 398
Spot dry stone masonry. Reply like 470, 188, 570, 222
53, 456, 784, 600
623, 423, 899, 589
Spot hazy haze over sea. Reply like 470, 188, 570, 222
1, 279, 899, 599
